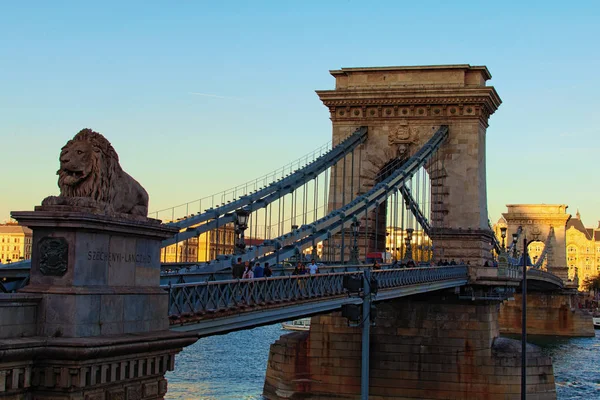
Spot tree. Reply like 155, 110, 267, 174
582, 275, 600, 297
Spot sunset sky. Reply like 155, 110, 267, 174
1, 1, 599, 226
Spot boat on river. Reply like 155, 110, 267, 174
282, 318, 311, 331
593, 317, 600, 329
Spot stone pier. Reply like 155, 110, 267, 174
264, 295, 556, 400
499, 293, 595, 337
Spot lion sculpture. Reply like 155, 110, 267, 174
42, 128, 149, 217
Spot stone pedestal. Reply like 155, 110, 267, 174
264, 296, 556, 399
12, 208, 178, 338
1, 207, 199, 399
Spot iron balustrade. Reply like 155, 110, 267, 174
165, 265, 468, 320
525, 268, 564, 289
372, 265, 467, 289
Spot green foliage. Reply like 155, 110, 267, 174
582, 275, 600, 293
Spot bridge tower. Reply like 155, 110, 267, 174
502, 204, 571, 281
317, 65, 501, 265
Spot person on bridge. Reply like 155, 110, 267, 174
242, 261, 254, 279
264, 262, 272, 277
308, 259, 319, 275
232, 257, 245, 279
254, 262, 264, 278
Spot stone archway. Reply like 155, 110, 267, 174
317, 65, 502, 265
502, 204, 571, 281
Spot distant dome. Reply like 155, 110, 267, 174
496, 216, 507, 225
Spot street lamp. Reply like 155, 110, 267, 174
500, 226, 507, 251
350, 220, 361, 264
405, 228, 414, 260
512, 233, 519, 259
234, 209, 250, 255
518, 232, 540, 400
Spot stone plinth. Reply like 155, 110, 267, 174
0, 294, 41, 339
499, 293, 594, 337
2, 207, 199, 400
0, 331, 197, 400
264, 296, 556, 399
12, 208, 178, 338
317, 65, 502, 266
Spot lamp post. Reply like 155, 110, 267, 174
234, 209, 250, 255
520, 232, 540, 400
350, 220, 361, 264
405, 228, 414, 261
512, 233, 519, 259
500, 226, 507, 251
521, 237, 528, 400
291, 225, 300, 263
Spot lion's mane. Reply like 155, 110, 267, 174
57, 129, 120, 204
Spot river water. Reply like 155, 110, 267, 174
165, 325, 599, 399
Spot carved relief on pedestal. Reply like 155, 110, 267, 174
38, 237, 68, 276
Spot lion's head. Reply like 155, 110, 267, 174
57, 128, 120, 203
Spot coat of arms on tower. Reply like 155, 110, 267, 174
389, 124, 414, 145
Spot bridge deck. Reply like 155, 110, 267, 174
167, 266, 468, 336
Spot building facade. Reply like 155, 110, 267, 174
565, 211, 600, 289
0, 223, 33, 263
161, 223, 237, 263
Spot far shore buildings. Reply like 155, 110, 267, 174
565, 211, 600, 287
0, 223, 33, 263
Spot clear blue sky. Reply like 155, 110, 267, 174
1, 1, 599, 227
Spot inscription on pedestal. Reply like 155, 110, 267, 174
39, 237, 69, 276
87, 251, 151, 264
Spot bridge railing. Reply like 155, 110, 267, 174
166, 272, 358, 318
373, 265, 468, 289
526, 268, 564, 289
165, 266, 469, 319
161, 263, 394, 284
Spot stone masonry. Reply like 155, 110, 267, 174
264, 296, 556, 400
499, 293, 594, 337
0, 209, 198, 400
316, 65, 502, 266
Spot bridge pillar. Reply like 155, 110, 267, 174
1, 208, 198, 400
502, 204, 571, 282
264, 295, 556, 399
499, 292, 594, 337
317, 65, 502, 265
